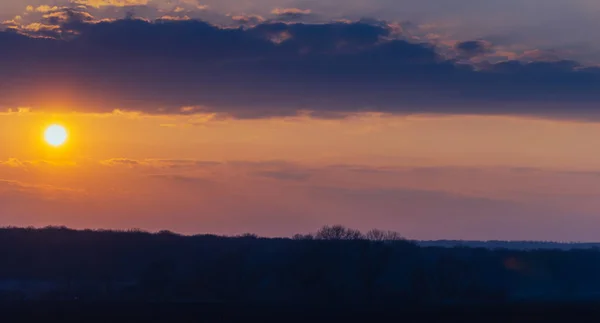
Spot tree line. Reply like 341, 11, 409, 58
0, 225, 599, 304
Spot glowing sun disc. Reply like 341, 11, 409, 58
44, 124, 68, 147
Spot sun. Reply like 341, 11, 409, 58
44, 124, 68, 147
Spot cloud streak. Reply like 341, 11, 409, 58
2, 157, 600, 239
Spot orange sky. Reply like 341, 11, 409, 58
2, 111, 600, 241
3, 1, 600, 241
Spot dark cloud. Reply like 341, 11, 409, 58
455, 40, 492, 58
1, 17, 600, 120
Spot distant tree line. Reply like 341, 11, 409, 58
293, 225, 405, 241
0, 225, 599, 304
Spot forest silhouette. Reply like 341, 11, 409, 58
1, 225, 599, 305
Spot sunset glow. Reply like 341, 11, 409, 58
4, 0, 600, 312
0, 0, 599, 242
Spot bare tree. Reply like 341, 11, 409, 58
366, 229, 405, 241
315, 225, 364, 240
239, 233, 258, 239
366, 229, 386, 241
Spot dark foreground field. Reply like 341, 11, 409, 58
3, 301, 600, 322
3, 226, 600, 322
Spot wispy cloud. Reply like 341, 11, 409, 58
2, 157, 600, 239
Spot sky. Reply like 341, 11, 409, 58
1, 0, 600, 241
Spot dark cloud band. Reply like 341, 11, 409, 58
1, 16, 600, 119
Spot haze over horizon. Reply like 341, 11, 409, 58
2, 0, 600, 241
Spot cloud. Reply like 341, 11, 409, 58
518, 49, 564, 62
43, 8, 95, 25
71, 0, 149, 8
270, 8, 312, 21
0, 158, 28, 168
157, 160, 222, 168
3, 157, 600, 239
271, 8, 310, 15
146, 173, 214, 186
455, 40, 492, 58
0, 179, 84, 197
0, 158, 77, 169
255, 170, 312, 181
99, 158, 222, 169
99, 158, 141, 167
1, 17, 600, 120
158, 15, 191, 21
178, 0, 208, 10
230, 14, 265, 25
32, 5, 61, 13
